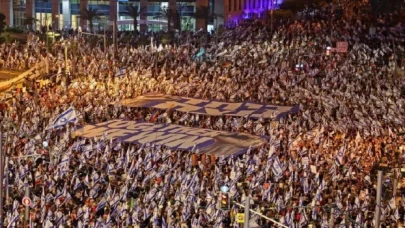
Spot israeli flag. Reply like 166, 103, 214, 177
272, 157, 284, 180
335, 146, 345, 166
49, 107, 78, 129
115, 68, 126, 77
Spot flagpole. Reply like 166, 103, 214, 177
393, 174, 398, 197
243, 197, 250, 228
374, 170, 383, 228
24, 185, 30, 227
329, 208, 334, 227
5, 156, 9, 208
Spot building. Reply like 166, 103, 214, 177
0, 0, 282, 32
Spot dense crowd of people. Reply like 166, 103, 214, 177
1, 0, 405, 227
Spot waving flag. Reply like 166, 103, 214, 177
115, 68, 127, 77
48, 107, 78, 129
8, 200, 20, 228
272, 157, 284, 180
335, 145, 345, 166
388, 197, 396, 210
97, 198, 107, 212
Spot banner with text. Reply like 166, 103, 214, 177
75, 119, 265, 157
118, 94, 299, 120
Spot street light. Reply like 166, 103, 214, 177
326, 46, 331, 56
220, 185, 230, 193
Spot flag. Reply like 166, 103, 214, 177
97, 198, 107, 212
115, 68, 126, 77
321, 218, 329, 228
299, 211, 308, 227
48, 107, 78, 129
272, 157, 284, 180
179, 113, 189, 122
335, 146, 345, 166
355, 131, 362, 145
248, 214, 260, 228
388, 197, 396, 210
8, 200, 20, 228
73, 177, 82, 190
392, 208, 400, 221
40, 187, 46, 222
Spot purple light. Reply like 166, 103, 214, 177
243, 0, 283, 14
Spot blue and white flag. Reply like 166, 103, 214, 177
388, 197, 396, 210
335, 145, 345, 166
97, 198, 107, 212
115, 68, 127, 77
48, 107, 78, 129
272, 157, 284, 180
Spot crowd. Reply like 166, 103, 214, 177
0, 40, 45, 71
1, 0, 405, 227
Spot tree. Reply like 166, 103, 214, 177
125, 4, 147, 34
0, 13, 5, 35
24, 16, 38, 30
79, 8, 100, 33
154, 7, 177, 31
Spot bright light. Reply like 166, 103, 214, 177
220, 185, 229, 193
42, 141, 48, 148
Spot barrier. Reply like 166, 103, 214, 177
0, 61, 46, 92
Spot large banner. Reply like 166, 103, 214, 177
118, 94, 299, 120
75, 119, 265, 157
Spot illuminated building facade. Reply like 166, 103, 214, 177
0, 0, 282, 32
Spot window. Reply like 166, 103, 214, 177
234, 0, 237, 11
35, 0, 51, 13
59, 13, 63, 29
13, 0, 26, 27
147, 2, 161, 16
35, 12, 52, 30
71, 14, 79, 29
239, 0, 242, 10
177, 2, 195, 17
228, 0, 231, 12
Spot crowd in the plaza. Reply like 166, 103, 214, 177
1, 0, 405, 227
